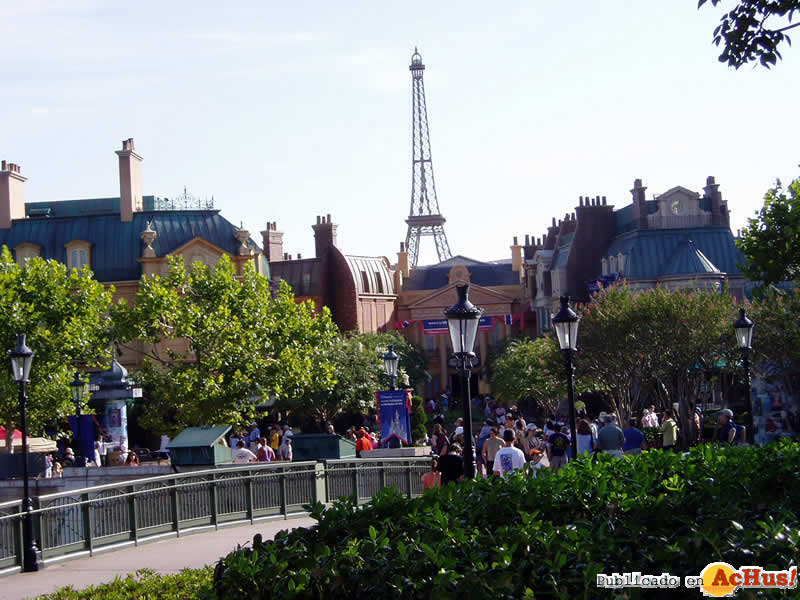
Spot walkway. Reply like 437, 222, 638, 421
1, 516, 316, 600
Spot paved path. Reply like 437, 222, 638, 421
1, 516, 316, 600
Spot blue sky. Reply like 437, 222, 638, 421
2, 1, 798, 265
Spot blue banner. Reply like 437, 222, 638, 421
422, 319, 449, 335
68, 415, 96, 463
377, 390, 412, 445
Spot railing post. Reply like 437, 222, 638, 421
209, 473, 218, 530
379, 461, 387, 491
279, 472, 287, 517
128, 485, 139, 545
352, 464, 359, 505
314, 462, 327, 506
170, 482, 181, 537
14, 503, 23, 569
81, 492, 93, 556
246, 469, 254, 524
406, 462, 413, 498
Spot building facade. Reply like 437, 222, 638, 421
266, 215, 397, 333
523, 177, 745, 333
0, 139, 265, 367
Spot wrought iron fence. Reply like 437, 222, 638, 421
0, 457, 429, 574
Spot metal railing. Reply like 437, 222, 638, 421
0, 457, 429, 574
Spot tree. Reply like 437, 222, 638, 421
490, 336, 597, 416
410, 394, 428, 442
747, 288, 800, 396
112, 255, 338, 435
577, 284, 737, 431
0, 248, 113, 451
737, 176, 800, 288
290, 331, 429, 423
699, 0, 800, 68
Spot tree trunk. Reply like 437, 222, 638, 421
3, 422, 15, 455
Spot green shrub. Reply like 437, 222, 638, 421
410, 394, 427, 442
214, 441, 800, 599
37, 567, 213, 600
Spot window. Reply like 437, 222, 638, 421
360, 271, 370, 293
617, 253, 626, 275
65, 240, 91, 272
601, 258, 608, 276
374, 272, 384, 294
13, 243, 41, 266
302, 272, 312, 292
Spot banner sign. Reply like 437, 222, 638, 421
68, 415, 96, 463
103, 399, 128, 446
422, 319, 449, 335
377, 390, 412, 445
478, 316, 493, 331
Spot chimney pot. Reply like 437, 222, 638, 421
579, 196, 584, 206
513, 236, 518, 245
634, 178, 642, 188
297, 253, 302, 259
326, 213, 331, 224
707, 176, 716, 185
551, 217, 556, 227
602, 196, 607, 205
316, 215, 321, 224
400, 242, 405, 252
1, 161, 5, 170
525, 234, 530, 245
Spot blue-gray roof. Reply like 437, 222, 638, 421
614, 199, 659, 234
403, 255, 517, 291
661, 238, 720, 276
0, 198, 261, 282
605, 227, 742, 279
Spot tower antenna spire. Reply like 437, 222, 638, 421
404, 47, 452, 269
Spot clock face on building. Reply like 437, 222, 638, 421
670, 198, 684, 215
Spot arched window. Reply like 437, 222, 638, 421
65, 240, 91, 271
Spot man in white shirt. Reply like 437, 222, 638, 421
493, 430, 526, 478
232, 440, 257, 464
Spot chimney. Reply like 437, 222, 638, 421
704, 176, 725, 226
0, 161, 27, 229
116, 138, 143, 223
312, 214, 338, 258
235, 224, 251, 256
511, 236, 523, 272
397, 241, 410, 278
261, 221, 284, 262
631, 178, 648, 229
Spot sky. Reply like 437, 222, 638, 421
2, 1, 798, 265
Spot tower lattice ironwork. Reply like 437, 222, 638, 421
405, 47, 452, 269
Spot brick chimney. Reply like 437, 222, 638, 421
631, 178, 648, 230
511, 236, 523, 272
312, 214, 338, 258
0, 161, 26, 229
116, 138, 143, 223
261, 221, 284, 262
703, 176, 726, 226
397, 241, 410, 278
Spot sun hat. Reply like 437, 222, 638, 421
454, 426, 464, 435
527, 423, 538, 431
529, 448, 543, 456
720, 408, 733, 418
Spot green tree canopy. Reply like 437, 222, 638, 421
112, 255, 339, 435
577, 284, 737, 426
699, 0, 800, 68
737, 176, 800, 288
490, 336, 595, 416
747, 288, 800, 395
0, 248, 113, 447
287, 331, 429, 423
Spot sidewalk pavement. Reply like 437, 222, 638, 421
1, 516, 316, 600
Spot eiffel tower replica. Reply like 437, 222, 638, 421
405, 48, 453, 269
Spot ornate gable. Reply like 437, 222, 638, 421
407, 283, 514, 319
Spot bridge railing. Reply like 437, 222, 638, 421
0, 457, 429, 574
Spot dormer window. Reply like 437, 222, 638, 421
65, 240, 91, 271
617, 253, 626, 275
601, 258, 608, 276
609, 256, 617, 273
14, 242, 41, 266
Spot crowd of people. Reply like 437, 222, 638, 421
229, 423, 295, 464
421, 403, 746, 488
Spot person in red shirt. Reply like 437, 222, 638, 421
355, 429, 373, 457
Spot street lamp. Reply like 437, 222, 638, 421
733, 307, 754, 442
444, 284, 483, 480
552, 295, 580, 460
382, 345, 400, 391
8, 334, 41, 572
70, 372, 87, 468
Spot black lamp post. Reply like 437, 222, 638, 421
733, 308, 754, 441
382, 345, 400, 391
9, 334, 41, 572
444, 284, 483, 480
551, 296, 580, 460
70, 372, 87, 468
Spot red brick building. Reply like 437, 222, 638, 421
266, 215, 396, 333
